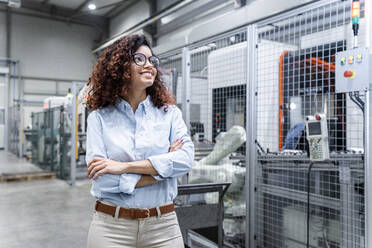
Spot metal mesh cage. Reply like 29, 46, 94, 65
8, 105, 21, 156
254, 1, 366, 247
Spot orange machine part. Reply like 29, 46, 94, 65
279, 54, 336, 151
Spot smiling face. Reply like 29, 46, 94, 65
129, 45, 158, 91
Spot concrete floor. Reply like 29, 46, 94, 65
0, 150, 42, 174
0, 150, 94, 248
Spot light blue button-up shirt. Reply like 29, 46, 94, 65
86, 95, 194, 209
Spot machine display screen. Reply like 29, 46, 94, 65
308, 122, 321, 135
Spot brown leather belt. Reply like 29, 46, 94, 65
94, 201, 174, 219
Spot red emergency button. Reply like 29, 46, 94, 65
315, 115, 321, 121
344, 70, 355, 78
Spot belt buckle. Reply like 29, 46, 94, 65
138, 208, 150, 220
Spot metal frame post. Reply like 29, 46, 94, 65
18, 61, 23, 157
181, 47, 191, 133
246, 24, 258, 248
70, 81, 86, 186
365, 91, 372, 248
365, 0, 372, 246
70, 82, 78, 186
70, 92, 76, 186
1, 67, 10, 151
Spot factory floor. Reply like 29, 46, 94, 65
0, 150, 94, 248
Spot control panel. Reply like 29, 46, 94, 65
305, 114, 330, 161
335, 47, 371, 93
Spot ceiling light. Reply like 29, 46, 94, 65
88, 3, 96, 10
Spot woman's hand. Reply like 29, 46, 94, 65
87, 158, 127, 180
169, 138, 184, 152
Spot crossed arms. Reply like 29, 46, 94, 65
86, 108, 194, 194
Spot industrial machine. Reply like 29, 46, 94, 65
188, 125, 247, 239
28, 86, 88, 180
254, 1, 369, 247
157, 1, 370, 247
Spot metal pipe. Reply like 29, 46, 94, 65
364, 0, 372, 246
92, 0, 196, 53
365, 90, 372, 248
9, 75, 85, 83
17, 61, 23, 157
0, 57, 17, 63
13, 99, 43, 104
4, 71, 9, 151
181, 47, 191, 133
12, 62, 15, 104
70, 82, 78, 186
246, 24, 257, 248
6, 6, 10, 58
21, 92, 65, 97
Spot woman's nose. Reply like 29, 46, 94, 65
144, 58, 154, 69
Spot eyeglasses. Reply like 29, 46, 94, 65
132, 53, 160, 68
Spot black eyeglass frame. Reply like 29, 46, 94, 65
132, 53, 160, 68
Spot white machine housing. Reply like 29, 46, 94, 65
305, 113, 330, 161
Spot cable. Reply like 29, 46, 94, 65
349, 92, 363, 112
348, 92, 365, 152
354, 91, 365, 112
255, 139, 265, 155
323, 226, 330, 248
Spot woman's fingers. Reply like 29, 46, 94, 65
169, 139, 180, 152
169, 139, 184, 152
93, 168, 107, 180
87, 160, 105, 175
168, 140, 177, 152
89, 163, 106, 179
88, 157, 104, 167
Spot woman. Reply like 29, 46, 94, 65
85, 34, 194, 248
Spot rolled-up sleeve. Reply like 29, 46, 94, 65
86, 111, 139, 194
148, 107, 194, 179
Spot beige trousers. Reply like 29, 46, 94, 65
87, 209, 184, 248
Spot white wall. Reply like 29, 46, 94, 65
12, 14, 97, 80
0, 13, 99, 129
110, 1, 150, 38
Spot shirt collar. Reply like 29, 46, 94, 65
115, 95, 151, 114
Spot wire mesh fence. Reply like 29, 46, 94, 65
254, 0, 366, 247
159, 30, 248, 247
8, 105, 21, 156
158, 1, 370, 247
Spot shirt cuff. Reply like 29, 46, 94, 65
119, 173, 141, 194
94, 174, 121, 193
151, 175, 164, 181
147, 155, 173, 178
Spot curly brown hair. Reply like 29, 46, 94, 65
87, 34, 175, 111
